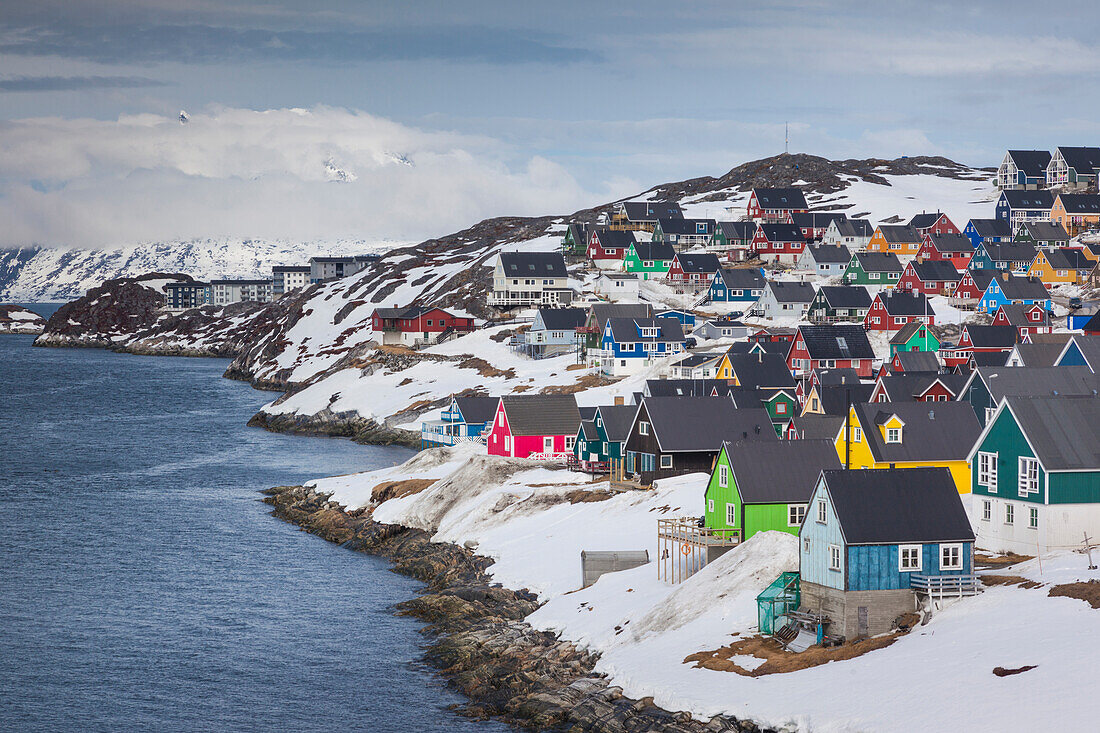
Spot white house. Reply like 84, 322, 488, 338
489, 251, 573, 307
752, 280, 816, 320
822, 219, 874, 251
795, 244, 852, 277
593, 272, 641, 301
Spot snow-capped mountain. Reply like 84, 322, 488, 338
0, 237, 407, 302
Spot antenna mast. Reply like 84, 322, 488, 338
785, 122, 789, 154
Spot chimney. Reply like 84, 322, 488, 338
614, 394, 625, 406
1001, 271, 1009, 282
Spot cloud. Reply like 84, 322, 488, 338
0, 106, 615, 248
0, 75, 170, 92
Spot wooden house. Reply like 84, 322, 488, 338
609, 200, 683, 232
963, 218, 1013, 249
561, 222, 591, 256
869, 373, 967, 403
420, 395, 498, 448
995, 190, 1054, 231
866, 225, 924, 262
572, 403, 636, 472
746, 187, 808, 224
587, 228, 635, 268
370, 305, 476, 347
1005, 339, 1071, 368
799, 468, 977, 639
978, 272, 1051, 314
623, 241, 675, 280
1014, 221, 1070, 249
486, 395, 581, 459
991, 304, 1052, 340
1055, 334, 1100, 372
889, 321, 940, 356
489, 252, 572, 307
796, 244, 852, 277
714, 342, 786, 379
968, 395, 1100, 555
593, 272, 641, 301
864, 290, 935, 332
941, 324, 1018, 369
579, 303, 653, 363
997, 150, 1051, 190
668, 351, 724, 379
693, 316, 752, 341
908, 212, 959, 238
710, 221, 757, 261
1027, 247, 1093, 285
969, 241, 1038, 272
916, 233, 975, 271
665, 252, 722, 291
512, 307, 586, 358
1051, 193, 1100, 236
951, 268, 996, 304
752, 223, 808, 263
801, 383, 874, 417
703, 440, 841, 553
958, 365, 1100, 426
753, 280, 816, 319
807, 285, 872, 324
842, 251, 904, 286
598, 316, 686, 376
1046, 146, 1100, 190
823, 219, 874, 250
652, 217, 716, 249
896, 259, 961, 296
836, 401, 981, 492
791, 212, 847, 242
707, 267, 766, 304
623, 397, 777, 482
787, 324, 875, 377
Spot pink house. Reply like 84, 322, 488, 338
486, 395, 582, 459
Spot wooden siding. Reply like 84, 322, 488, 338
971, 405, 1042, 503
799, 480, 846, 590
1049, 472, 1100, 505
846, 542, 972, 592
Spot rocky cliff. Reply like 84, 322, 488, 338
0, 304, 46, 335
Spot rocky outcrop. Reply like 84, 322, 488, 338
264, 485, 771, 733
247, 409, 420, 448
0, 304, 46, 334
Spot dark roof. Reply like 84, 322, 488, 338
925, 233, 974, 254
982, 242, 1038, 264
813, 383, 874, 415
579, 406, 598, 422
1000, 190, 1054, 209
1064, 334, 1100, 369
753, 187, 808, 210
1055, 146, 1100, 174
790, 211, 847, 228
992, 274, 1050, 301
657, 217, 715, 235
724, 341, 789, 357
579, 420, 599, 441
641, 397, 779, 452
716, 221, 757, 239
607, 317, 685, 343
1083, 312, 1100, 333
965, 324, 1019, 348
536, 307, 587, 331
373, 305, 439, 319
1010, 342, 1064, 367
822, 468, 974, 545
759, 223, 806, 242
727, 352, 797, 390
500, 395, 580, 436
500, 251, 567, 277
715, 268, 766, 290
908, 213, 945, 230
272, 265, 311, 273
768, 280, 816, 303
594, 405, 637, 442
620, 201, 683, 221
961, 268, 996, 291
1041, 248, 1092, 271
836, 219, 875, 238
592, 228, 637, 248
879, 224, 923, 243
812, 367, 863, 385
804, 244, 853, 264
1007, 150, 1052, 177
589, 303, 653, 329
854, 252, 904, 273
1004, 396, 1100, 471
876, 374, 968, 401
674, 252, 722, 274
894, 350, 941, 373
816, 285, 872, 309
971, 351, 1010, 367
644, 379, 732, 398
454, 396, 501, 425
888, 320, 933, 345
1021, 221, 1068, 242
997, 303, 1051, 328
798, 324, 875, 360
791, 414, 845, 441
968, 219, 1013, 239
672, 352, 723, 369
723, 440, 841, 504
878, 290, 932, 316
972, 365, 1100, 402
910, 259, 963, 282
630, 241, 676, 261
1056, 193, 1100, 214
851, 401, 981, 464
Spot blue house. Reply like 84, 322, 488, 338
995, 190, 1054, 230
708, 267, 766, 304
798, 468, 977, 639
420, 395, 499, 448
963, 219, 1012, 249
654, 309, 697, 328
968, 242, 1037, 272
599, 317, 687, 376
978, 272, 1051, 314
1055, 334, 1100, 372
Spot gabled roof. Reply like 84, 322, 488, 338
454, 395, 501, 425
893, 350, 941, 373
812, 367, 863, 386
674, 252, 722, 274
1006, 150, 1052, 177
909, 259, 963, 282
1021, 221, 1069, 242
925, 233, 975, 254
990, 273, 1050, 300
1061, 334, 1100, 370
644, 379, 732, 398
877, 224, 923, 243
724, 340, 789, 356
1054, 146, 1100, 174
657, 217, 716, 235
536, 307, 587, 331
714, 267, 766, 290
851, 401, 980, 464
791, 414, 845, 441
716, 221, 757, 239
999, 190, 1054, 209
594, 404, 637, 442
822, 468, 974, 545
727, 352, 797, 390
1003, 396, 1100, 471
813, 383, 874, 415
964, 324, 1019, 348
996, 303, 1050, 328
1040, 248, 1092, 271
875, 373, 968, 401
816, 285, 872, 309
767, 280, 816, 303
790, 211, 847, 228
804, 244, 853, 264
372, 305, 455, 320
758, 223, 806, 242
723, 440, 841, 504
499, 251, 568, 277
888, 320, 934, 345
968, 218, 1013, 238
672, 352, 724, 370
853, 251, 904, 273
982, 242, 1038, 264
592, 228, 637, 248
752, 187, 808, 210
1056, 193, 1100, 214
607, 317, 685, 343
969, 365, 1100, 402
971, 351, 1010, 367
960, 268, 996, 291
640, 397, 778, 452
500, 395, 581, 437
798, 324, 875, 360
1083, 312, 1100, 333
620, 200, 683, 221
589, 303, 653, 329
566, 221, 591, 243
878, 290, 932, 317
835, 219, 875, 238
630, 241, 676, 261
908, 213, 946, 230
579, 419, 599, 441
1010, 342, 1064, 367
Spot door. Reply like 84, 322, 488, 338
857, 606, 869, 637
544, 436, 554, 454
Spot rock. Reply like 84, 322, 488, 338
0, 304, 46, 335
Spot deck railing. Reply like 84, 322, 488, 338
656, 517, 741, 583
910, 573, 982, 599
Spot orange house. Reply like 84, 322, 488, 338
865, 225, 924, 261
1050, 193, 1100, 236
1026, 248, 1093, 285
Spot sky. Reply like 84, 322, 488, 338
2, 0, 1099, 248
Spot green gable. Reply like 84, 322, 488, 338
971, 404, 1042, 504
704, 445, 807, 539
889, 325, 940, 356
623, 242, 671, 280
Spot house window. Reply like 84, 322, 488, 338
940, 544, 963, 571
708, 499, 715, 513
638, 421, 649, 436
816, 499, 827, 523
565, 436, 576, 451
1005, 503, 1014, 524
811, 398, 819, 411
718, 464, 728, 488
1029, 507, 1039, 529
886, 427, 901, 443
828, 544, 841, 571
1018, 457, 1039, 496
977, 451, 997, 491
853, 427, 862, 442
660, 454, 673, 469
984, 407, 997, 424
982, 500, 991, 521
788, 504, 806, 527
726, 503, 736, 526
899, 545, 923, 572
775, 401, 787, 415
497, 412, 504, 427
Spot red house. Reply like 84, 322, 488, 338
746, 187, 809, 223
587, 229, 634, 268
752, 223, 808, 264
908, 212, 959, 238
665, 252, 722, 289
864, 290, 936, 332
896, 259, 962, 296
371, 305, 476, 347
992, 304, 1053, 340
786, 324, 875, 378
951, 269, 996, 302
486, 395, 582, 460
917, 233, 975, 271
870, 374, 961, 403
941, 324, 1017, 368
750, 327, 798, 344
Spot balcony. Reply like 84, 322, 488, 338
910, 574, 982, 599
656, 517, 741, 583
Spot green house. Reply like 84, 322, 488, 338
623, 241, 676, 280
888, 321, 941, 357
842, 252, 903, 286
703, 440, 841, 558
573, 404, 636, 469
761, 389, 798, 434
967, 394, 1100, 555
561, 223, 590, 256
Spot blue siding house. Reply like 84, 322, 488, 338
798, 468, 977, 639
995, 190, 1054, 229
963, 219, 1012, 249
599, 317, 687, 376
654, 309, 697, 328
420, 395, 499, 448
978, 273, 1051, 314
708, 267, 766, 304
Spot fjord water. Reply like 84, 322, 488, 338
0, 336, 508, 733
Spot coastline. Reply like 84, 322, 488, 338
263, 484, 769, 733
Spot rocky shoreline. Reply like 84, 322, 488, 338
248, 410, 421, 448
264, 485, 772, 733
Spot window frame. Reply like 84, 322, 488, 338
899, 544, 923, 572
718, 464, 728, 488
1018, 456, 1039, 497
788, 504, 806, 527
816, 499, 827, 524
939, 543, 963, 571
659, 454, 673, 469
977, 451, 998, 491
725, 502, 736, 526
828, 544, 842, 571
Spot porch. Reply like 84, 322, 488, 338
656, 517, 741, 583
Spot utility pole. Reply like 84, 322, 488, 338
785, 122, 789, 154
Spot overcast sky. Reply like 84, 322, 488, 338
2, 0, 1099, 247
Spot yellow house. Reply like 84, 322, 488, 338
834, 402, 981, 494
865, 224, 923, 260
1026, 248, 1092, 285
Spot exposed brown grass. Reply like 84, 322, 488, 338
540, 374, 616, 395
685, 632, 903, 676
993, 665, 1038, 677
981, 574, 1042, 589
375, 344, 419, 356
458, 357, 516, 379
564, 488, 615, 504
1049, 580, 1100, 609
371, 479, 437, 503
974, 551, 1033, 568
511, 384, 532, 392
566, 363, 588, 371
